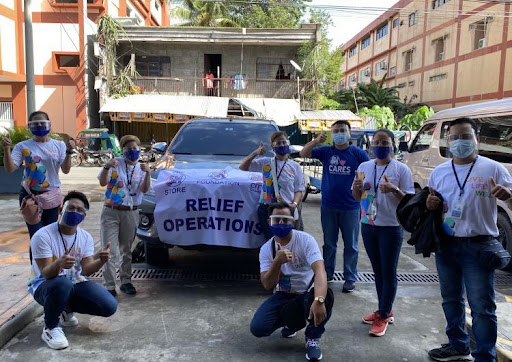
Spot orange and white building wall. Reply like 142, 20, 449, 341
0, 0, 169, 136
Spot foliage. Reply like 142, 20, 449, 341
399, 105, 434, 131
358, 105, 397, 130
0, 127, 61, 166
233, 0, 310, 29
318, 94, 341, 110
172, 0, 239, 27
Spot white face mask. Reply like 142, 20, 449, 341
333, 132, 350, 145
449, 139, 475, 158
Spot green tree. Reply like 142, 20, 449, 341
172, 0, 239, 27
358, 105, 397, 130
399, 105, 434, 130
233, 0, 310, 28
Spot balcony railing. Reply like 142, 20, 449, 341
131, 77, 316, 99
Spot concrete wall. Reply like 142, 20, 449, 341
0, 15, 16, 74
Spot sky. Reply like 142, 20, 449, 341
308, 0, 399, 47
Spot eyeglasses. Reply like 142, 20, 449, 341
28, 121, 50, 127
447, 133, 475, 141
371, 140, 392, 147
272, 140, 290, 147
331, 129, 348, 134
124, 146, 140, 151
66, 204, 88, 215
269, 215, 294, 225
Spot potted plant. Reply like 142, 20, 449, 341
0, 127, 61, 194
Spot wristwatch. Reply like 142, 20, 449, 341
393, 186, 400, 194
314, 296, 325, 304
291, 201, 298, 208
65, 149, 73, 155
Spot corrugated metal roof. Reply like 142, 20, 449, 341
429, 98, 512, 121
233, 98, 301, 127
99, 95, 229, 118
296, 110, 362, 121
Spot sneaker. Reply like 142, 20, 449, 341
326, 277, 334, 284
342, 281, 355, 293
305, 338, 322, 361
59, 311, 78, 327
369, 315, 389, 337
428, 344, 473, 361
120, 283, 136, 295
41, 326, 69, 350
362, 310, 394, 325
281, 327, 297, 338
107, 289, 117, 297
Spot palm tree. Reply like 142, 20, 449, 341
171, 0, 239, 27
357, 74, 401, 109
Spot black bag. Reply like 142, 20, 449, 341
271, 239, 334, 331
478, 239, 511, 270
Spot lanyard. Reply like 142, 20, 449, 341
451, 156, 478, 198
275, 159, 288, 181
125, 160, 136, 192
59, 228, 77, 254
373, 161, 390, 197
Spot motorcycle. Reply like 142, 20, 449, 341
71, 146, 112, 167
140, 142, 167, 163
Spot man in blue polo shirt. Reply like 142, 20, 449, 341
300, 121, 369, 292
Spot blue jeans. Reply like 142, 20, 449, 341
250, 292, 331, 339
361, 224, 403, 319
435, 240, 497, 362
34, 276, 118, 329
19, 188, 59, 238
320, 206, 360, 282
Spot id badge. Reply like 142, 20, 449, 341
451, 200, 464, 220
369, 201, 377, 221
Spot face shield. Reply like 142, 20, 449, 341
59, 201, 87, 227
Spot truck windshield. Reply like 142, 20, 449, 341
170, 121, 277, 157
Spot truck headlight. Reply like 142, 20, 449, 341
139, 214, 151, 230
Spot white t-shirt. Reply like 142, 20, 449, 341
249, 157, 305, 204
97, 157, 147, 207
259, 230, 323, 294
428, 156, 512, 237
356, 159, 415, 226
11, 139, 66, 191
28, 222, 94, 294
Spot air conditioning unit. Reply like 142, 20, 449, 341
406, 62, 412, 71
478, 38, 486, 48
438, 52, 444, 61
364, 70, 370, 76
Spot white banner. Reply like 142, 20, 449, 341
154, 167, 266, 248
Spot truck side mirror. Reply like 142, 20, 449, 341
399, 141, 409, 152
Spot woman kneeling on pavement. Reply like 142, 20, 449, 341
98, 135, 151, 296
239, 131, 305, 239
1, 111, 75, 238
352, 129, 414, 337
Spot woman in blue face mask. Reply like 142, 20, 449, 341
352, 129, 415, 337
239, 131, 306, 240
98, 135, 151, 296
1, 111, 76, 239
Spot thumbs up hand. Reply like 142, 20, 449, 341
353, 172, 363, 191
489, 176, 512, 201
275, 243, 293, 265
1, 133, 11, 150
98, 242, 111, 263
379, 174, 397, 194
315, 132, 327, 145
426, 187, 441, 210
254, 141, 266, 156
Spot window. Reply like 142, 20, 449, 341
471, 18, 493, 50
408, 81, 415, 86
349, 74, 357, 86
393, 18, 399, 28
411, 123, 436, 153
134, 56, 170, 77
360, 67, 371, 82
433, 36, 446, 62
349, 46, 357, 58
439, 117, 512, 162
256, 58, 295, 80
432, 0, 450, 9
375, 60, 387, 76
409, 12, 417, 27
376, 23, 389, 40
361, 36, 371, 50
390, 66, 397, 76
396, 83, 406, 88
54, 0, 94, 3
52, 52, 79, 72
429, 73, 447, 82
404, 50, 413, 71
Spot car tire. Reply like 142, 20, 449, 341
302, 185, 310, 202
144, 242, 169, 266
497, 212, 512, 271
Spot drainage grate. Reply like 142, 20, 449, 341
88, 268, 512, 286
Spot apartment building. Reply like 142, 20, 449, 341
0, 0, 169, 135
341, 0, 512, 111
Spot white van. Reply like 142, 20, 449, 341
401, 98, 512, 261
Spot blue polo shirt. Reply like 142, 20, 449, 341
311, 145, 369, 210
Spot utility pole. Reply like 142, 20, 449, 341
24, 0, 35, 116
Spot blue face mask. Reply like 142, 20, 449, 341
61, 211, 85, 226
124, 149, 140, 162
273, 145, 290, 156
332, 132, 349, 145
270, 224, 294, 238
372, 146, 392, 160
30, 125, 50, 137
449, 139, 475, 159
